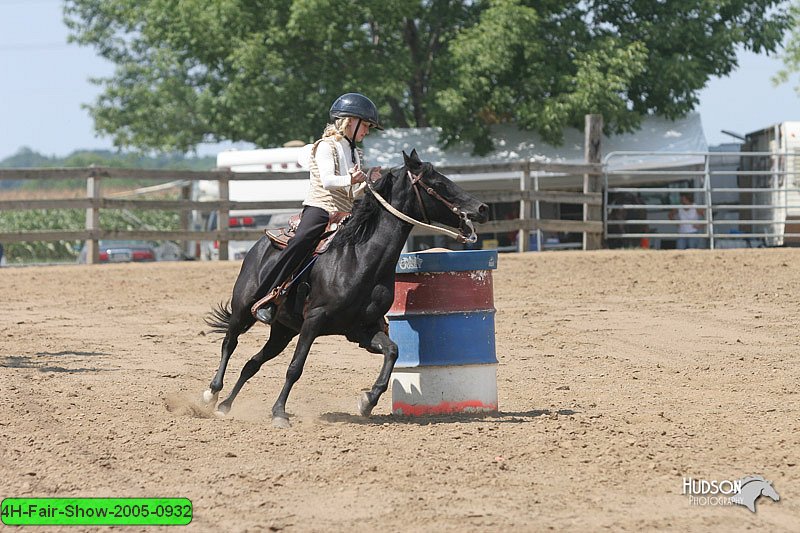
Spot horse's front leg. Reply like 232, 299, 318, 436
271, 310, 324, 428
357, 328, 399, 417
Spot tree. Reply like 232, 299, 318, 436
775, 3, 800, 94
65, 0, 790, 154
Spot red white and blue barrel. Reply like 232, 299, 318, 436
389, 249, 498, 416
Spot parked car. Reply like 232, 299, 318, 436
77, 240, 157, 264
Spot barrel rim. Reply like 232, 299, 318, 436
396, 249, 498, 273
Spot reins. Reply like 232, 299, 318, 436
365, 169, 477, 244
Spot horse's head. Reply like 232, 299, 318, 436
760, 481, 780, 502
732, 476, 780, 512
399, 149, 489, 243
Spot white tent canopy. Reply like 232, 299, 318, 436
364, 113, 707, 172
208, 113, 709, 202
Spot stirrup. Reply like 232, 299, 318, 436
255, 303, 277, 325
251, 285, 284, 322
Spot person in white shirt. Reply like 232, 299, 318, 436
670, 193, 705, 249
254, 93, 383, 324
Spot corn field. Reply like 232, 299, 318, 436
0, 188, 180, 264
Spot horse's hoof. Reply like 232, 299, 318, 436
272, 416, 291, 429
202, 389, 219, 406
358, 392, 374, 417
214, 402, 231, 417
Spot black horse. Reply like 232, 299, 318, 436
203, 150, 489, 428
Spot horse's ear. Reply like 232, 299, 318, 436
403, 149, 422, 170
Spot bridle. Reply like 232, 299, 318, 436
365, 168, 478, 244
408, 170, 460, 224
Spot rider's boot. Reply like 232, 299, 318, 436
255, 303, 277, 325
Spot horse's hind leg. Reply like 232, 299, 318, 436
204, 239, 275, 406
203, 333, 239, 407
215, 322, 296, 416
356, 329, 399, 417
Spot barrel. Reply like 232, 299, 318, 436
388, 249, 498, 416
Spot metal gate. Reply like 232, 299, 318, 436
603, 151, 800, 250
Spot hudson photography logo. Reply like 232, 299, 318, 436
682, 475, 780, 512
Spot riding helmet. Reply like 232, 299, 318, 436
329, 93, 384, 130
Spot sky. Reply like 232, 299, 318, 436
0, 0, 798, 162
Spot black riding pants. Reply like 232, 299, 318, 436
254, 205, 330, 304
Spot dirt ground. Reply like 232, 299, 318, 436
1, 248, 798, 532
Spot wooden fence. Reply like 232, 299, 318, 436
0, 160, 603, 263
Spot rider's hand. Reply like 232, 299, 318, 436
349, 166, 366, 185
368, 166, 382, 181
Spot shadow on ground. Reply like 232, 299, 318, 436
319, 408, 579, 425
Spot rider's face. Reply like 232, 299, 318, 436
347, 120, 372, 142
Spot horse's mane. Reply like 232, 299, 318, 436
330, 167, 400, 247
739, 476, 767, 488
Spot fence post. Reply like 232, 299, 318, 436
85, 168, 100, 264
179, 182, 192, 258
517, 161, 531, 252
583, 114, 603, 250
703, 154, 715, 250
218, 174, 230, 261
534, 172, 542, 252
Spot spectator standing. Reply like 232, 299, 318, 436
670, 193, 705, 249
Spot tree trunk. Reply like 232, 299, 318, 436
404, 18, 429, 127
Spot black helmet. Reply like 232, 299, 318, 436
329, 93, 383, 130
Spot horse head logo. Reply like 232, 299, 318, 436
730, 475, 780, 513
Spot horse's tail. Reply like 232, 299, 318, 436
204, 301, 232, 334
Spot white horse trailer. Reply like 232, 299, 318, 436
192, 145, 311, 260
741, 122, 800, 246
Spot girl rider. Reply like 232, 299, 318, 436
253, 93, 383, 324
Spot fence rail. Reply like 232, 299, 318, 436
0, 161, 603, 262
5, 146, 799, 261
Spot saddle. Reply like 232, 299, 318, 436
265, 211, 350, 255
252, 211, 350, 321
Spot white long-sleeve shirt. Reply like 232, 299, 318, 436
303, 137, 366, 213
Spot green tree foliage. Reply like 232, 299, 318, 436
0, 147, 215, 170
64, 0, 790, 154
0, 147, 54, 169
0, 147, 215, 190
775, 3, 800, 93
